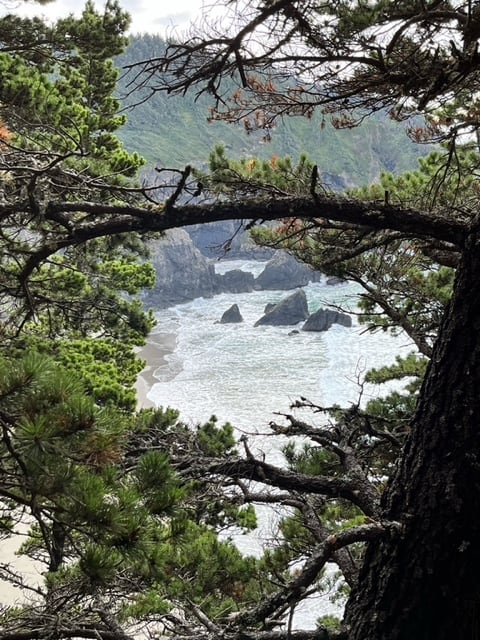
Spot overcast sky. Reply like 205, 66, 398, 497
7, 0, 208, 35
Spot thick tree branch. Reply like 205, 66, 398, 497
186, 455, 380, 517
232, 521, 401, 629
46, 194, 468, 245
0, 629, 135, 640
16, 193, 467, 285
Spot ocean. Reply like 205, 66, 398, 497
148, 260, 412, 440
146, 259, 414, 627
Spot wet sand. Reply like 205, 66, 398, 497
134, 332, 177, 408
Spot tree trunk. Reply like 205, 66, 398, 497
344, 230, 480, 640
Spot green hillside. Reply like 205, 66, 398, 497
117, 34, 429, 185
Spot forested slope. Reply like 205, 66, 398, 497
116, 34, 429, 184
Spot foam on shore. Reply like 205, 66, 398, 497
135, 332, 177, 409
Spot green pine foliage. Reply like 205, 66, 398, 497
0, 0, 153, 349
196, 415, 237, 456
199, 145, 317, 196
0, 352, 264, 631
0, 1, 159, 424
351, 143, 480, 211
0, 5, 268, 634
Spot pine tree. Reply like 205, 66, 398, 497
0, 1, 155, 409
120, 2, 480, 638
6, 1, 480, 638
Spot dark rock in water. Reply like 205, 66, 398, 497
335, 312, 353, 328
255, 290, 309, 327
217, 269, 255, 294
326, 276, 346, 286
255, 251, 322, 291
289, 329, 300, 335
302, 307, 352, 332
264, 302, 277, 314
142, 229, 220, 308
219, 304, 244, 324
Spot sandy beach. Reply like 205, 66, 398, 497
134, 332, 177, 409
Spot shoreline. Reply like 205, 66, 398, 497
134, 332, 177, 409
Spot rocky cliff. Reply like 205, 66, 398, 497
142, 229, 219, 308
143, 230, 328, 309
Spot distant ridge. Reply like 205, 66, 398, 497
116, 34, 430, 185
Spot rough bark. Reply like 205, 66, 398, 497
18, 194, 465, 283
344, 229, 480, 639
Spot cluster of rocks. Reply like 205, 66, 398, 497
143, 229, 329, 309
218, 289, 352, 332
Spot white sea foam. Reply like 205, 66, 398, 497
149, 261, 413, 443
147, 261, 415, 626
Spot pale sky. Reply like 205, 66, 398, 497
5, 0, 208, 35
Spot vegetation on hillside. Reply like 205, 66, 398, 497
116, 34, 429, 184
